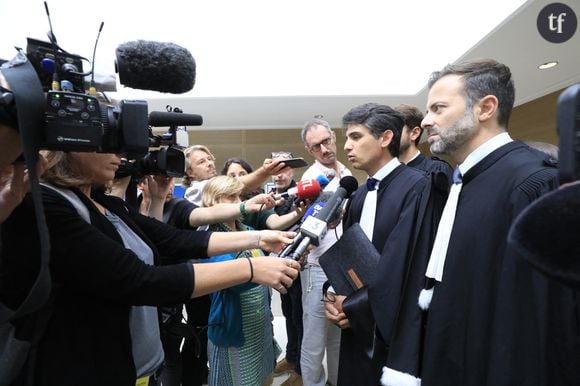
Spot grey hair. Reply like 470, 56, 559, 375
301, 118, 333, 146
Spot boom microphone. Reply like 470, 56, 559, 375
289, 176, 358, 260
115, 40, 196, 94
148, 111, 203, 127
274, 178, 321, 200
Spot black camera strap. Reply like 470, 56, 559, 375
0, 50, 51, 322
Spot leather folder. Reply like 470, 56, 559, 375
319, 223, 381, 296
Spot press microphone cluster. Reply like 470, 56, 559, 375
280, 176, 358, 261
274, 176, 328, 200
273, 176, 327, 200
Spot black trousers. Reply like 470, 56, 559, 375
280, 273, 303, 375
158, 296, 210, 386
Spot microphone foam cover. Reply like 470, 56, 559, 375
339, 176, 359, 198
116, 40, 196, 94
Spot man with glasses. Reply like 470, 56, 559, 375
298, 118, 352, 386
270, 151, 304, 386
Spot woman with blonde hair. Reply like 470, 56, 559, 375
0, 151, 299, 386
202, 175, 282, 386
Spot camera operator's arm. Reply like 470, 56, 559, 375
146, 175, 173, 221
0, 156, 47, 224
238, 158, 289, 195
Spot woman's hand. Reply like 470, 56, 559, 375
146, 175, 174, 201
250, 255, 300, 294
293, 199, 309, 218
245, 193, 276, 212
260, 158, 289, 177
256, 229, 296, 253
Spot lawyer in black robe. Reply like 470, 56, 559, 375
407, 153, 452, 183
420, 142, 580, 386
333, 163, 444, 385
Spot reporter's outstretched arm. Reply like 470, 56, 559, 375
206, 229, 296, 256
238, 158, 289, 194
191, 255, 300, 297
187, 193, 275, 227
264, 199, 307, 230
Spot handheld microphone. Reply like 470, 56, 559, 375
274, 178, 321, 200
289, 176, 358, 260
284, 191, 335, 235
115, 40, 196, 94
148, 111, 203, 127
317, 175, 331, 189
325, 170, 336, 185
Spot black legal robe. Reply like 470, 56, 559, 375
420, 141, 580, 386
334, 163, 445, 386
407, 153, 453, 186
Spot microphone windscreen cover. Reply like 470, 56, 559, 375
508, 183, 580, 288
339, 176, 359, 198
115, 40, 196, 94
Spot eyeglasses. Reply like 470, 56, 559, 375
271, 151, 293, 159
308, 137, 333, 152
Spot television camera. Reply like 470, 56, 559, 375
0, 3, 200, 177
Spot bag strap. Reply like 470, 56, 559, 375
40, 183, 91, 224
0, 51, 50, 322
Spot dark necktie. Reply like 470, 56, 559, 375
452, 166, 462, 184
361, 177, 379, 240
366, 177, 378, 191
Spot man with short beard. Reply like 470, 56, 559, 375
394, 103, 453, 185
383, 59, 579, 386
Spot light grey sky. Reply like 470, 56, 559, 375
0, 0, 528, 98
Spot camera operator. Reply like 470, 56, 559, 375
0, 148, 300, 386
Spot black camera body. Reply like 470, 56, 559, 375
557, 83, 580, 183
117, 146, 185, 179
43, 90, 149, 157
24, 35, 151, 158
0, 46, 150, 159
1, 27, 201, 177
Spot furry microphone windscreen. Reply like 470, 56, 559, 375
508, 183, 580, 288
115, 40, 196, 94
